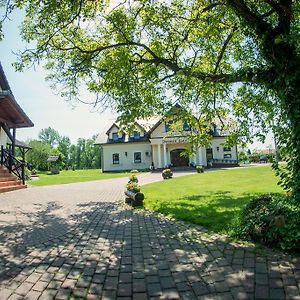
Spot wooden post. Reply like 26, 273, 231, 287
1, 145, 3, 165
124, 190, 144, 207
12, 127, 16, 157
8, 127, 16, 172
20, 148, 25, 162
21, 163, 25, 185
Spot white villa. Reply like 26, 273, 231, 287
95, 107, 238, 172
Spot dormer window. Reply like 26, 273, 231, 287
134, 132, 140, 139
165, 120, 173, 132
183, 122, 191, 131
213, 124, 218, 134
112, 132, 118, 141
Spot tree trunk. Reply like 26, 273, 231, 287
265, 41, 300, 201
283, 89, 300, 200
272, 59, 300, 201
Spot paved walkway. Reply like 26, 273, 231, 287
0, 172, 299, 300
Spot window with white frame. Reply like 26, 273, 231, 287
223, 147, 231, 152
134, 152, 142, 163
183, 121, 191, 131
165, 120, 173, 132
134, 131, 140, 139
112, 153, 120, 164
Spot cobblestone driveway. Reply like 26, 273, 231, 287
0, 172, 299, 300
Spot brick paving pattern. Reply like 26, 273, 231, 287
0, 172, 299, 299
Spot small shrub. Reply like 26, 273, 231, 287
128, 174, 138, 183
232, 194, 300, 252
126, 182, 141, 193
24, 168, 32, 181
196, 166, 204, 173
162, 168, 173, 179
51, 168, 60, 175
31, 169, 37, 175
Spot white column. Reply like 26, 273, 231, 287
157, 144, 162, 168
193, 155, 197, 166
193, 151, 197, 166
198, 147, 203, 166
163, 143, 167, 168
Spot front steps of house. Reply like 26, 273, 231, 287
0, 166, 27, 193
152, 166, 196, 173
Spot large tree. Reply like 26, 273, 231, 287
26, 140, 53, 171
58, 135, 71, 167
1, 0, 300, 198
38, 127, 60, 147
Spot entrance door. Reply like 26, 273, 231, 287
170, 149, 189, 167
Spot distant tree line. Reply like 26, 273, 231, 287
24, 127, 101, 171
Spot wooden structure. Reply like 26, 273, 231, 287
0, 63, 34, 191
47, 154, 60, 174
124, 190, 144, 207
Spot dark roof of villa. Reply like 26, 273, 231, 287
95, 104, 233, 145
0, 63, 34, 129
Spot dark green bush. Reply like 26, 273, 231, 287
232, 194, 300, 252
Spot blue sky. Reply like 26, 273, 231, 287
0, 10, 114, 144
0, 9, 274, 150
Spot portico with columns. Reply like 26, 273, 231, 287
150, 137, 207, 169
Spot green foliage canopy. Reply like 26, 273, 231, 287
26, 140, 55, 171
1, 0, 300, 198
26, 128, 100, 170
38, 126, 60, 147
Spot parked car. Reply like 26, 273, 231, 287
259, 155, 268, 163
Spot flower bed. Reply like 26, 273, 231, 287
125, 175, 144, 207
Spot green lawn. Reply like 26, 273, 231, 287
142, 166, 284, 233
29, 169, 130, 186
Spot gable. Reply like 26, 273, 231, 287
106, 123, 119, 135
0, 63, 34, 128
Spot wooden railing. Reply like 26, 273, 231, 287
1, 146, 25, 184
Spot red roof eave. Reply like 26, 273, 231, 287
0, 92, 34, 128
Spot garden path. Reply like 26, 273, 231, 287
0, 170, 299, 299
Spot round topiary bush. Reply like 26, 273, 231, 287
128, 174, 138, 183
162, 168, 173, 179
232, 194, 300, 252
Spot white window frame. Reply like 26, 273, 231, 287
112, 153, 120, 164
133, 131, 141, 139
223, 147, 231, 152
133, 151, 142, 164
112, 132, 119, 141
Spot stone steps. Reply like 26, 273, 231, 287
0, 184, 27, 193
0, 165, 27, 193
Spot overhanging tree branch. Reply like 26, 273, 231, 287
50, 35, 272, 85
227, 0, 273, 35
214, 25, 237, 74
